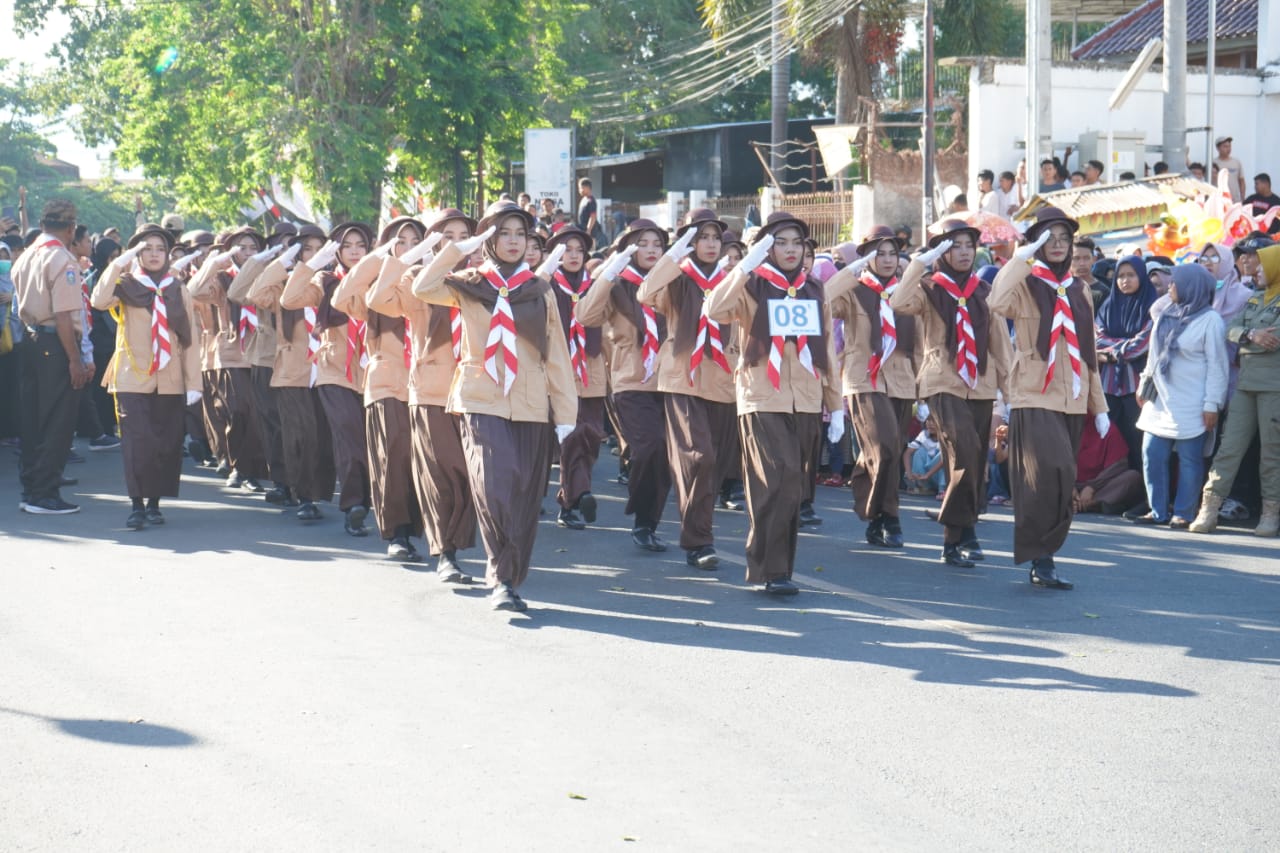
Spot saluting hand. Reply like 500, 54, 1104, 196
278, 242, 302, 269
536, 243, 567, 280
453, 226, 495, 256
664, 227, 696, 263
738, 234, 774, 275
847, 253, 874, 275
596, 245, 638, 282
252, 244, 284, 263
305, 240, 340, 271
1014, 230, 1051, 262
915, 239, 952, 267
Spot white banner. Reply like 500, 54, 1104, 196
524, 128, 574, 213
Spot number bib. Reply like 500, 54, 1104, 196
767, 298, 821, 337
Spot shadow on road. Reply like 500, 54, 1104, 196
0, 706, 199, 747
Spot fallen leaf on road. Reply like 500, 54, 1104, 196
556, 548, 568, 553
623, 836, 638, 842
814, 566, 824, 572
1083, 612, 1100, 619
568, 792, 587, 800
131, 718, 145, 724
610, 586, 625, 591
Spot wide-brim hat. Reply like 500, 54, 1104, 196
127, 223, 177, 252
327, 221, 375, 248
1024, 206, 1079, 242
611, 217, 670, 253
426, 207, 477, 235
296, 224, 327, 243
220, 225, 266, 252
676, 207, 728, 239
545, 224, 593, 254
377, 215, 426, 245
927, 218, 981, 249
753, 211, 809, 244
268, 221, 298, 246
476, 200, 535, 235
856, 225, 904, 257
721, 230, 746, 252
185, 230, 215, 248
528, 232, 546, 250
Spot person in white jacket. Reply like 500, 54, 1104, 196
1133, 264, 1229, 527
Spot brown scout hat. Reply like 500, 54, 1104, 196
927, 218, 981, 249
1024, 206, 1079, 242
856, 225, 904, 257
545, 224, 594, 254
753, 210, 809, 243
721, 230, 746, 252
377, 215, 426, 245
676, 207, 728, 239
220, 225, 266, 252
476, 200, 535, 235
327, 221, 375, 248
426, 207, 478, 235
127, 222, 176, 252
267, 221, 298, 247
296, 224, 327, 243
611, 217, 670, 253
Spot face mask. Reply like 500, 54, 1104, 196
0, 260, 11, 276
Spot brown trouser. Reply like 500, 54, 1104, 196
665, 393, 738, 550
740, 410, 821, 583
316, 384, 369, 511
274, 386, 335, 503
927, 393, 993, 544
201, 370, 227, 462
212, 367, 268, 480
366, 397, 423, 539
251, 364, 286, 484
460, 413, 550, 589
410, 404, 476, 556
848, 393, 913, 521
118, 392, 185, 499
1009, 408, 1084, 564
559, 396, 606, 509
613, 390, 671, 530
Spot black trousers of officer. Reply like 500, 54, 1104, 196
19, 331, 82, 501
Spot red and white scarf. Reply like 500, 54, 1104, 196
858, 271, 898, 391
403, 316, 413, 369
134, 268, 175, 375
554, 268, 591, 387
450, 307, 462, 361
1030, 261, 1082, 398
619, 265, 660, 382
756, 263, 818, 390
681, 257, 731, 384
479, 261, 535, 395
930, 271, 981, 390
345, 318, 368, 382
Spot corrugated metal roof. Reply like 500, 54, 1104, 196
1014, 174, 1221, 236
1072, 0, 1258, 61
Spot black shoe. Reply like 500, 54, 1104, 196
865, 517, 897, 548
490, 583, 528, 612
942, 543, 975, 569
126, 510, 147, 530
241, 478, 266, 493
764, 578, 800, 596
144, 508, 165, 525
89, 434, 121, 451
23, 496, 80, 515
344, 505, 369, 537
436, 550, 469, 584
59, 476, 78, 487
1122, 503, 1151, 521
215, 459, 231, 476
799, 502, 822, 527
1029, 557, 1073, 590
686, 545, 719, 570
264, 485, 291, 505
1129, 512, 1167, 525
723, 485, 746, 511
557, 508, 586, 530
577, 492, 597, 524
297, 501, 321, 521
225, 470, 243, 488
386, 538, 414, 560
66, 450, 85, 464
631, 526, 667, 552
882, 515, 905, 548
957, 529, 984, 562
616, 471, 629, 485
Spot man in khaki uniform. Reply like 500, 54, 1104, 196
14, 199, 95, 514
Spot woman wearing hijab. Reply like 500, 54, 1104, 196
576, 218, 672, 552
1192, 243, 1280, 537
332, 217, 427, 560
990, 207, 1109, 589
1095, 256, 1158, 472
637, 208, 740, 569
366, 209, 478, 582
891, 220, 1012, 569
411, 200, 577, 612
86, 237, 123, 439
703, 211, 841, 596
90, 224, 201, 529
1132, 264, 1228, 527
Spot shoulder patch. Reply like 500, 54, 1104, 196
66, 268, 79, 286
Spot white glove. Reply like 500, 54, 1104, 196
555, 424, 574, 444
597, 245, 639, 281
278, 242, 302, 269
170, 253, 198, 271
398, 232, 443, 267
305, 240, 340, 271
536, 243, 567, 279
738, 234, 774, 274
664, 227, 696, 262
118, 243, 146, 265
252, 244, 284, 262
1095, 413, 1111, 439
1014, 230, 1051, 262
185, 390, 203, 406
453, 226, 495, 256
370, 237, 397, 259
848, 253, 874, 275
915, 239, 952, 266
827, 410, 845, 445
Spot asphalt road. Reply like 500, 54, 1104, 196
2, 439, 1277, 851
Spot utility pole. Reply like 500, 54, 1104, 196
1205, 0, 1216, 166
1163, 0, 1188, 171
921, 0, 935, 232
1025, 0, 1052, 189
770, 0, 788, 193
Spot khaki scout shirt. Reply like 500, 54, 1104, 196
889, 259, 1010, 402
331, 254, 409, 406
825, 266, 919, 400
548, 269, 608, 400
989, 257, 1106, 415
638, 254, 737, 403
226, 256, 277, 369
189, 255, 270, 371
703, 267, 841, 415
410, 243, 577, 425
245, 260, 314, 389
366, 256, 457, 409
280, 262, 364, 393
91, 269, 201, 395
13, 235, 83, 335
575, 264, 660, 396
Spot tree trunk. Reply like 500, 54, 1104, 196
836, 9, 876, 125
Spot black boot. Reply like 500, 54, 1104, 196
799, 500, 822, 527
577, 492, 597, 523
631, 526, 667, 552
557, 507, 586, 530
865, 516, 885, 546
942, 542, 975, 568
958, 526, 984, 561
1029, 557, 1073, 590
881, 515, 904, 547
436, 549, 468, 583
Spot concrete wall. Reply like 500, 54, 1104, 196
965, 59, 1278, 201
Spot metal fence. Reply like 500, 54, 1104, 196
617, 191, 856, 250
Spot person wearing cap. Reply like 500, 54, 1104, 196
542, 224, 607, 532
366, 208, 478, 581
188, 225, 272, 493
823, 225, 919, 549
281, 222, 374, 537
1192, 242, 1280, 537
90, 224, 202, 529
410, 200, 576, 612
989, 207, 1108, 589
576, 218, 673, 552
635, 208, 740, 568
12, 199, 94, 514
1232, 233, 1270, 288
331, 217, 428, 561
890, 218, 1012, 569
1211, 137, 1245, 203
703, 211, 840, 596
160, 213, 185, 244
1146, 260, 1173, 297
245, 224, 337, 523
